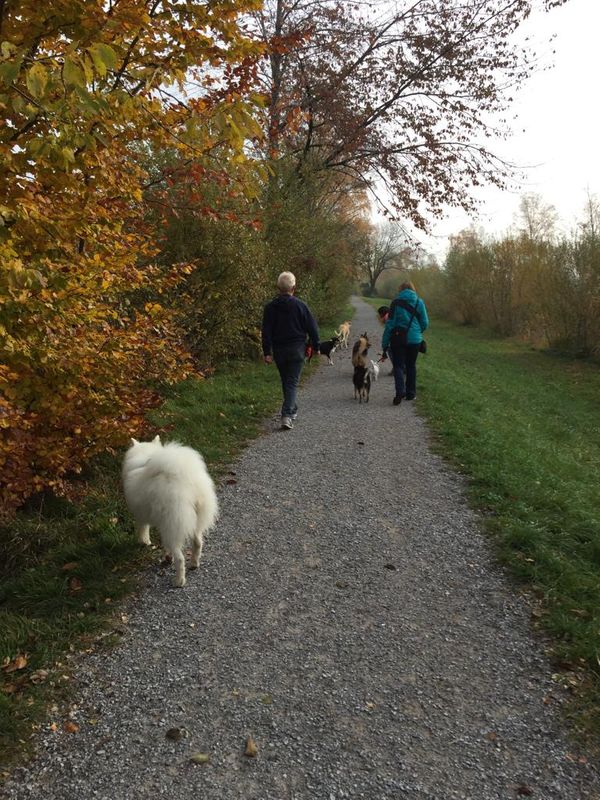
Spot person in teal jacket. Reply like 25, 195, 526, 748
381, 282, 429, 404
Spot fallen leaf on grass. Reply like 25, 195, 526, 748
30, 669, 49, 685
62, 562, 80, 571
189, 752, 210, 764
68, 577, 83, 593
244, 736, 258, 757
2, 655, 28, 673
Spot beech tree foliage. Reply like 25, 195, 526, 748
0, 0, 264, 512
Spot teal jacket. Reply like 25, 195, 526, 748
382, 289, 429, 352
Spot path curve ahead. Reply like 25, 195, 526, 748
4, 298, 598, 800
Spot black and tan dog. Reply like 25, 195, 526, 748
353, 364, 371, 403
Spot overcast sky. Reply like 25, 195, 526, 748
415, 0, 599, 261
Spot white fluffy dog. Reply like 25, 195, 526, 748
122, 436, 219, 587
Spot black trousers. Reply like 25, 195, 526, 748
390, 344, 419, 397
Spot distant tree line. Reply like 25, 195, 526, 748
367, 193, 600, 358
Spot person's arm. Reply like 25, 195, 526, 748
261, 304, 273, 362
418, 299, 429, 332
381, 302, 396, 357
304, 305, 320, 353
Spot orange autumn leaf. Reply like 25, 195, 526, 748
2, 655, 28, 673
63, 721, 80, 734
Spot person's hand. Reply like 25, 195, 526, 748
379, 352, 387, 362
264, 355, 273, 364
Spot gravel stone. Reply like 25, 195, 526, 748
2, 298, 599, 799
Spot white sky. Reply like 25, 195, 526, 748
412, 0, 600, 261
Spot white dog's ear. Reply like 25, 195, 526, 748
130, 438, 139, 446
152, 434, 161, 444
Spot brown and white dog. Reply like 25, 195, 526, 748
351, 332, 370, 367
335, 321, 351, 349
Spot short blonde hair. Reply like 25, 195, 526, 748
400, 281, 415, 291
277, 271, 296, 292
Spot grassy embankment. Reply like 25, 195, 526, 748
365, 296, 600, 746
0, 306, 349, 770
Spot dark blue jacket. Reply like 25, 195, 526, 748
261, 294, 320, 356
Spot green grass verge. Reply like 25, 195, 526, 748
365, 295, 600, 746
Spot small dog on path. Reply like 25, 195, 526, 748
352, 333, 370, 367
319, 334, 342, 365
335, 321, 351, 349
368, 359, 380, 382
353, 364, 371, 403
122, 436, 219, 587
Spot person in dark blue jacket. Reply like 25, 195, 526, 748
262, 271, 320, 430
381, 281, 429, 405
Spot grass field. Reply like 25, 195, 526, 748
366, 296, 600, 744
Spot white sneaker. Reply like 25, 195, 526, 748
281, 416, 294, 430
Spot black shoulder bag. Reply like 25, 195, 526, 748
389, 299, 418, 350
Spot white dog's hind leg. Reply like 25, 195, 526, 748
136, 523, 151, 545
190, 531, 204, 569
173, 548, 186, 587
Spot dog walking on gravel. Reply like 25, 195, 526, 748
122, 436, 219, 588
261, 271, 320, 431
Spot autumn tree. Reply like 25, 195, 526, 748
0, 0, 264, 512
516, 193, 559, 242
263, 163, 367, 320
252, 0, 569, 228
358, 223, 411, 295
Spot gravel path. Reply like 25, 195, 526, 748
3, 298, 599, 800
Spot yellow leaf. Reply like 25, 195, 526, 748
189, 752, 210, 764
26, 63, 48, 98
